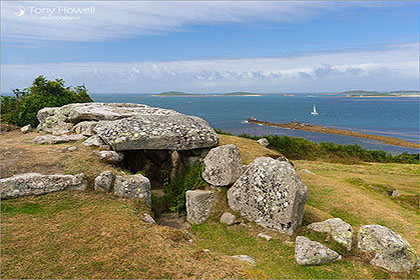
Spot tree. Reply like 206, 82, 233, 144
1, 76, 93, 127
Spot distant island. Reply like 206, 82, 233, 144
152, 91, 265, 97
342, 90, 420, 97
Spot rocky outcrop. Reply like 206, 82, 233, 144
220, 212, 236, 225
36, 102, 219, 151
94, 171, 115, 192
32, 134, 85, 145
185, 190, 216, 225
202, 144, 242, 186
308, 218, 354, 251
357, 225, 419, 272
295, 236, 342, 265
257, 138, 269, 147
227, 157, 307, 235
114, 174, 151, 206
21, 124, 32, 134
1, 173, 87, 199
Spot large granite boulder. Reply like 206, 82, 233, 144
295, 236, 342, 265
1, 173, 87, 199
114, 174, 151, 206
186, 190, 216, 225
202, 144, 243, 186
36, 102, 219, 151
93, 115, 218, 151
357, 225, 419, 272
227, 157, 307, 235
308, 218, 354, 251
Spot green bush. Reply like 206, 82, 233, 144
1, 75, 93, 127
163, 162, 208, 214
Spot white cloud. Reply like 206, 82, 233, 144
2, 43, 418, 93
1, 1, 403, 43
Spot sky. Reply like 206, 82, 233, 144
1, 1, 419, 94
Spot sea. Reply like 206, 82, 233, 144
91, 94, 420, 155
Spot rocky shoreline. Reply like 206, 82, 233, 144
246, 118, 419, 149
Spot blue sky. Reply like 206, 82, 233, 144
1, 1, 419, 93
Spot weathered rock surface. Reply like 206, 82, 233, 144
94, 171, 115, 192
113, 174, 151, 206
257, 138, 269, 147
1, 173, 87, 199
257, 233, 272, 241
140, 213, 157, 225
186, 190, 215, 225
21, 124, 32, 134
83, 135, 105, 147
95, 151, 124, 164
32, 134, 85, 145
295, 236, 342, 265
231, 255, 256, 265
93, 115, 218, 151
202, 144, 242, 186
220, 212, 236, 225
72, 121, 97, 136
357, 225, 419, 272
308, 218, 353, 251
227, 157, 307, 234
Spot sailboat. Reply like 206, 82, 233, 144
310, 104, 318, 115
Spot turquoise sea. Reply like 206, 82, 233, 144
91, 94, 420, 154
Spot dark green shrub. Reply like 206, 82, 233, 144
1, 75, 93, 127
163, 162, 208, 214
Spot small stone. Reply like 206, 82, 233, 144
300, 169, 316, 175
94, 171, 115, 192
231, 255, 256, 265
67, 146, 77, 152
257, 138, 269, 147
257, 233, 272, 241
307, 218, 353, 251
295, 236, 342, 265
390, 189, 399, 197
140, 213, 156, 225
95, 150, 124, 164
20, 124, 32, 134
220, 212, 236, 225
203, 249, 210, 253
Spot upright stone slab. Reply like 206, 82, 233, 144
227, 157, 307, 235
186, 190, 216, 225
295, 236, 342, 265
308, 218, 354, 251
1, 173, 87, 199
94, 171, 115, 192
357, 225, 419, 272
114, 174, 151, 207
202, 144, 243, 186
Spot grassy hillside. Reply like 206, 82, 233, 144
1, 131, 419, 279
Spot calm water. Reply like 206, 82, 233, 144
91, 94, 420, 154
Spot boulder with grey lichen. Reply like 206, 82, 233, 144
202, 144, 243, 186
308, 218, 354, 251
186, 190, 216, 225
295, 236, 342, 265
113, 174, 151, 206
1, 173, 87, 199
83, 135, 105, 147
220, 212, 236, 225
227, 157, 307, 235
20, 124, 32, 134
357, 225, 419, 272
94, 171, 115, 192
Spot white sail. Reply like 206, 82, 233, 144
311, 104, 318, 115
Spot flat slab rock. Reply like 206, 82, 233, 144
295, 236, 342, 265
32, 134, 85, 145
357, 225, 419, 272
227, 157, 307, 235
308, 218, 354, 251
1, 173, 87, 199
186, 190, 216, 225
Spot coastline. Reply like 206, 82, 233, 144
246, 118, 420, 149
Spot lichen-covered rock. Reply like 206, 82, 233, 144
93, 115, 218, 151
202, 144, 242, 186
186, 190, 215, 225
72, 121, 98, 136
357, 225, 419, 272
227, 157, 307, 235
113, 174, 151, 206
257, 138, 269, 147
220, 212, 236, 225
1, 173, 87, 199
95, 151, 124, 164
20, 124, 32, 134
295, 236, 342, 265
308, 218, 353, 251
94, 171, 115, 192
83, 135, 105, 147
32, 134, 85, 145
